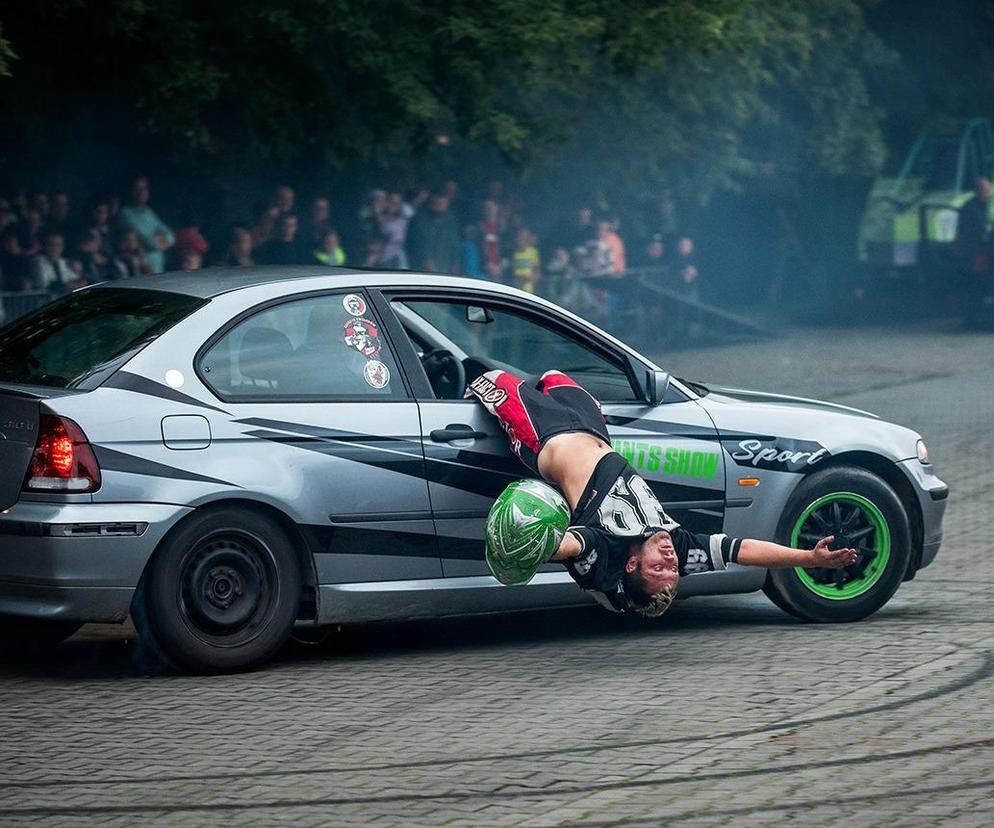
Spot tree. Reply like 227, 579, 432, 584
0, 0, 902, 207
0, 23, 13, 77
0, 2, 745, 170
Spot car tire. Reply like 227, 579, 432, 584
762, 467, 911, 623
0, 615, 82, 654
137, 507, 302, 673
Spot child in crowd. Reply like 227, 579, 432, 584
314, 229, 346, 266
512, 228, 540, 294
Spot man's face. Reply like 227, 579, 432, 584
233, 229, 252, 255
120, 231, 139, 253
978, 179, 992, 200
132, 178, 150, 206
627, 531, 680, 594
52, 193, 70, 219
276, 186, 294, 212
44, 234, 64, 259
280, 215, 298, 241
311, 197, 329, 222
32, 192, 50, 215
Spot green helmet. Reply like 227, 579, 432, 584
485, 479, 571, 586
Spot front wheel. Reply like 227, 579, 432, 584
135, 507, 302, 673
763, 467, 911, 623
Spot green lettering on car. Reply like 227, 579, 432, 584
647, 446, 661, 472
663, 448, 678, 473
612, 440, 719, 480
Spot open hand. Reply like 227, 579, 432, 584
812, 536, 858, 568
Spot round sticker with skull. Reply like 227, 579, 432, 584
342, 294, 367, 316
344, 317, 381, 359
363, 360, 390, 389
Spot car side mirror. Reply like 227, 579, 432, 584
645, 370, 670, 405
466, 305, 494, 324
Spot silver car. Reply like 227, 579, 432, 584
0, 269, 948, 671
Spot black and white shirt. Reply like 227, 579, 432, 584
562, 452, 741, 612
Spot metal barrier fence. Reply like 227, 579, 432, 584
546, 266, 773, 351
0, 291, 53, 326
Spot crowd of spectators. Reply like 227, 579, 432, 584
0, 175, 703, 326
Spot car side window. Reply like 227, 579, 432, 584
393, 298, 639, 402
199, 292, 405, 399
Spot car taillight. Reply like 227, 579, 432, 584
23, 414, 102, 493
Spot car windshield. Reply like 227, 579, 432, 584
0, 288, 205, 389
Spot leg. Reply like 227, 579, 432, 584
537, 371, 611, 446
465, 370, 542, 472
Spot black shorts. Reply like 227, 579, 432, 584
464, 369, 611, 473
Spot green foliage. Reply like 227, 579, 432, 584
518, 0, 893, 216
0, 0, 918, 204
0, 23, 14, 77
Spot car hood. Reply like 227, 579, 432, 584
701, 385, 879, 420
693, 383, 922, 466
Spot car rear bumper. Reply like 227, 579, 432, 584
0, 500, 192, 622
0, 581, 136, 623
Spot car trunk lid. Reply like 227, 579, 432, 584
0, 388, 41, 511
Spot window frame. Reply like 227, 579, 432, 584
374, 287, 655, 405
194, 288, 416, 404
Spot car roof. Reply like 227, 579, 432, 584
92, 266, 519, 300
91, 265, 670, 379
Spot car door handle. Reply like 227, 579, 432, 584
430, 424, 488, 442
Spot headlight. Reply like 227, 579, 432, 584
916, 439, 930, 465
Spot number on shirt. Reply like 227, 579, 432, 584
684, 548, 710, 574
597, 475, 674, 535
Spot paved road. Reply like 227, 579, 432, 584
1, 326, 991, 826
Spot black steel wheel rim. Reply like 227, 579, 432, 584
178, 531, 279, 647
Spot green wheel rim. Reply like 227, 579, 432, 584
790, 492, 891, 600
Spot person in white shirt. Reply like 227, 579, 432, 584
29, 232, 77, 293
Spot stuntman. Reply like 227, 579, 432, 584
466, 369, 857, 616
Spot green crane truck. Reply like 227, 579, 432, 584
858, 118, 994, 282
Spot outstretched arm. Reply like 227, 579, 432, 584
551, 530, 583, 561
737, 536, 857, 569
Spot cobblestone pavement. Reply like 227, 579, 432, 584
1, 326, 992, 826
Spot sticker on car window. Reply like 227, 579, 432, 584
344, 317, 382, 359
363, 360, 390, 389
342, 294, 367, 316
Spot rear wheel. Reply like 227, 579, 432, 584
0, 615, 82, 654
763, 467, 910, 623
135, 507, 302, 673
